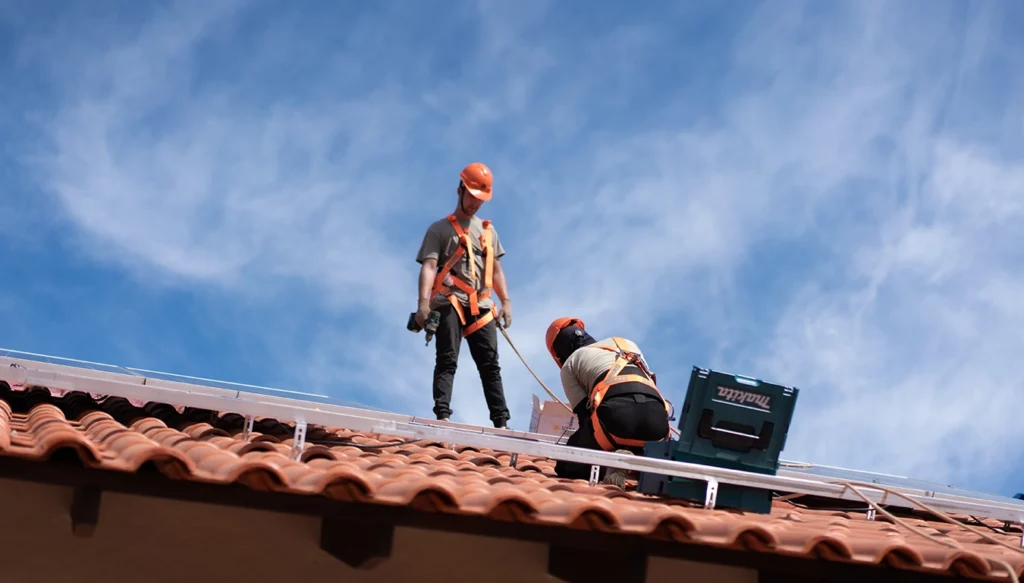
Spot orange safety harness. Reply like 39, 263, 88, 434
587, 337, 672, 451
431, 214, 498, 337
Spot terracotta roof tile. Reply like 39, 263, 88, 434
1, 382, 1023, 581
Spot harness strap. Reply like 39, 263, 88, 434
431, 215, 496, 336
587, 337, 671, 451
463, 305, 497, 337
481, 224, 494, 292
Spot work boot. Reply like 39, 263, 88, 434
601, 449, 634, 489
493, 419, 508, 429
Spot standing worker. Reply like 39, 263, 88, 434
545, 317, 671, 486
415, 162, 513, 428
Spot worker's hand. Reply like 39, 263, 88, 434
498, 299, 512, 328
415, 299, 431, 328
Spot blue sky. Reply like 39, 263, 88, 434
2, 0, 1023, 496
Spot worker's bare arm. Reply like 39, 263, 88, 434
494, 259, 512, 327
418, 258, 437, 303
493, 258, 510, 302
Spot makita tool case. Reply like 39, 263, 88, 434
638, 366, 800, 513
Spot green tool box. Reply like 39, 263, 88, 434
637, 366, 800, 514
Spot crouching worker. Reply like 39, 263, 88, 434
545, 317, 671, 486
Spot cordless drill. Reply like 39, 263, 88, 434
407, 310, 441, 345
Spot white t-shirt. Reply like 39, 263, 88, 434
559, 336, 649, 410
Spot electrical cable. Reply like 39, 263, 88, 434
772, 492, 881, 513
969, 516, 1014, 535
837, 481, 1023, 583
776, 485, 1022, 581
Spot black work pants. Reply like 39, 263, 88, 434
554, 389, 669, 480
431, 302, 511, 426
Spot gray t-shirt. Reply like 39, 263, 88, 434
416, 215, 506, 310
559, 337, 649, 410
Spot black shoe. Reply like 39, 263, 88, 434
437, 415, 450, 422
493, 420, 508, 429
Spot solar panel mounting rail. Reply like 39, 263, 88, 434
1, 350, 1023, 531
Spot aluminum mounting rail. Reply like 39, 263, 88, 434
0, 353, 565, 444
2, 355, 1024, 524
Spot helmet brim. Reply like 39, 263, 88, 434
464, 186, 492, 201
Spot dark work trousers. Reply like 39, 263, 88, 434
431, 302, 511, 426
554, 381, 669, 481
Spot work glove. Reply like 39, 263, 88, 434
415, 299, 431, 328
498, 299, 512, 328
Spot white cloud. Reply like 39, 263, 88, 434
10, 0, 1024, 491
753, 137, 1024, 486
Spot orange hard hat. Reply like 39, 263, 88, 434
545, 317, 586, 367
460, 162, 493, 201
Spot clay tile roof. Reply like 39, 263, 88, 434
1, 381, 1023, 581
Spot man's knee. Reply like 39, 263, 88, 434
435, 345, 460, 369
476, 356, 501, 376
467, 326, 501, 368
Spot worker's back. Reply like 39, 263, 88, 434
559, 337, 649, 410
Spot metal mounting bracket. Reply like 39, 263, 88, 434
705, 478, 719, 509
866, 508, 877, 521
589, 465, 600, 487
243, 415, 254, 440
290, 420, 307, 460
509, 453, 518, 468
